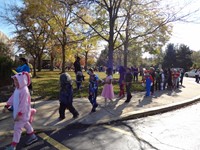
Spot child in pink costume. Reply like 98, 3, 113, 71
2, 72, 38, 150
101, 68, 115, 106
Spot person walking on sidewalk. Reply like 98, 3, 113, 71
143, 70, 153, 97
59, 72, 79, 120
15, 57, 33, 95
74, 56, 85, 90
87, 68, 100, 112
124, 68, 133, 103
101, 68, 115, 106
2, 72, 38, 150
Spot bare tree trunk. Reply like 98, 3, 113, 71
107, 16, 115, 69
50, 52, 54, 71
61, 44, 66, 73
37, 56, 42, 72
33, 58, 37, 77
84, 51, 88, 71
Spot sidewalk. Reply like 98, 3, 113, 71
0, 77, 200, 147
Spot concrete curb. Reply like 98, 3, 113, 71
78, 95, 200, 125
110, 95, 200, 124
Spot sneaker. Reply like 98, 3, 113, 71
26, 134, 38, 146
5, 146, 16, 150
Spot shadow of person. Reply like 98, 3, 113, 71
137, 96, 152, 107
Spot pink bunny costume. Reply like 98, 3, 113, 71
6, 72, 36, 144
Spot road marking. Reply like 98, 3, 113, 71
38, 132, 71, 150
103, 125, 132, 136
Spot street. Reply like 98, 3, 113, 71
11, 98, 200, 150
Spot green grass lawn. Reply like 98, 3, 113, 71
32, 70, 145, 101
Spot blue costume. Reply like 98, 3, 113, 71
145, 76, 152, 96
88, 74, 99, 112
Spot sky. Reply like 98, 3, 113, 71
0, 0, 200, 51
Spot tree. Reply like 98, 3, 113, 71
75, 0, 198, 69
0, 41, 12, 57
191, 50, 200, 68
75, 0, 124, 69
176, 44, 193, 71
162, 43, 176, 68
96, 47, 108, 67
162, 43, 193, 71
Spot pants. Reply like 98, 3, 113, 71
119, 83, 125, 97
76, 82, 82, 90
146, 78, 151, 96
88, 88, 98, 108
151, 82, 154, 94
13, 120, 34, 143
126, 83, 132, 97
133, 74, 138, 82
155, 81, 161, 90
28, 82, 33, 91
59, 103, 79, 118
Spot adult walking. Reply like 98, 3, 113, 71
73, 56, 82, 74
15, 58, 33, 94
73, 56, 84, 89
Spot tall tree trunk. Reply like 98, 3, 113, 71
107, 13, 115, 69
61, 44, 66, 73
124, 12, 130, 68
33, 58, 37, 77
37, 55, 42, 72
50, 52, 54, 71
84, 51, 88, 71
124, 41, 128, 68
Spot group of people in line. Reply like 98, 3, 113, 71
141, 67, 184, 97
2, 56, 186, 150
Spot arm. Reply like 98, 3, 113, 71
2, 93, 14, 113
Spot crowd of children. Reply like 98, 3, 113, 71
2, 64, 186, 149
142, 67, 185, 96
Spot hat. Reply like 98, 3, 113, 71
12, 72, 31, 88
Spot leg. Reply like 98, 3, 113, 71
24, 121, 38, 145
59, 103, 66, 119
66, 104, 79, 118
12, 121, 24, 144
125, 84, 132, 103
136, 74, 138, 82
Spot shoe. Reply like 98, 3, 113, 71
124, 100, 130, 103
5, 146, 16, 150
58, 117, 65, 120
25, 134, 38, 146
73, 113, 79, 119
91, 108, 96, 113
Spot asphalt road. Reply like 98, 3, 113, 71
4, 99, 200, 150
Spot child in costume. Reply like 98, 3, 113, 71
59, 72, 79, 120
124, 68, 133, 103
101, 68, 115, 106
118, 66, 126, 98
87, 68, 99, 112
2, 72, 37, 150
143, 70, 153, 96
